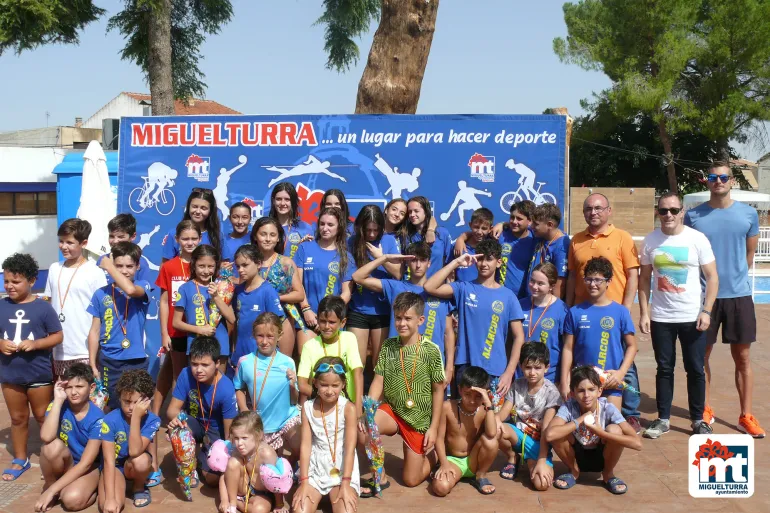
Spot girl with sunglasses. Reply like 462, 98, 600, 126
293, 356, 359, 513
162, 189, 224, 263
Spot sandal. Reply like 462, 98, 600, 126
470, 477, 496, 495
554, 473, 577, 490
605, 477, 628, 495
2, 458, 31, 481
133, 489, 152, 508
360, 478, 391, 498
499, 462, 518, 481
146, 469, 163, 488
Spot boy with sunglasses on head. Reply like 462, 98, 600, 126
560, 257, 638, 414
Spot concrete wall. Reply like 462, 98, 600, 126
0, 215, 58, 270
84, 94, 144, 129
0, 147, 63, 182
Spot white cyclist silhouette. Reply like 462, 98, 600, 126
263, 155, 346, 188
499, 158, 557, 214
373, 153, 421, 199
440, 180, 492, 226
213, 155, 248, 221
129, 162, 177, 216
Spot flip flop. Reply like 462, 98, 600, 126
470, 477, 496, 495
605, 477, 628, 495
146, 469, 163, 488
133, 489, 152, 508
554, 473, 577, 490
2, 458, 31, 481
499, 462, 518, 481
360, 478, 391, 499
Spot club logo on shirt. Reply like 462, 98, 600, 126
102, 296, 114, 307
236, 298, 242, 312
251, 304, 261, 312
116, 431, 127, 444
61, 419, 73, 433
464, 293, 478, 308
328, 261, 339, 274
541, 318, 555, 330
491, 300, 504, 314
501, 243, 512, 255
600, 316, 615, 330
101, 422, 110, 435
289, 232, 301, 243
426, 299, 440, 308
305, 257, 313, 264
193, 294, 204, 306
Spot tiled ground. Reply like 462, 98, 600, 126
0, 308, 768, 512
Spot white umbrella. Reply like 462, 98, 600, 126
77, 140, 116, 257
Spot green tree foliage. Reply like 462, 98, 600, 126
316, 0, 380, 72
0, 0, 105, 56
108, 0, 233, 100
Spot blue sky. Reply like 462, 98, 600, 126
0, 1, 761, 159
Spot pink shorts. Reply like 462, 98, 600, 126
263, 414, 301, 450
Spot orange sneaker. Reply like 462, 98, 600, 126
703, 405, 715, 425
738, 414, 766, 438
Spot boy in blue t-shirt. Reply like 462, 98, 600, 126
561, 256, 638, 412
37, 364, 104, 512
425, 239, 526, 397
168, 336, 238, 488
527, 204, 570, 298
497, 201, 537, 299
100, 369, 160, 510
450, 208, 495, 283
87, 242, 151, 412
353, 241, 456, 384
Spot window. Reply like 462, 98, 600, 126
0, 191, 57, 216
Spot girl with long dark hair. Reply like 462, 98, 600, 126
316, 189, 355, 238
268, 183, 314, 258
161, 189, 223, 263
404, 196, 453, 278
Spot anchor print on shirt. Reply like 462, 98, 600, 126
4, 310, 34, 345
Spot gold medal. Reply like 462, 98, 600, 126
330, 467, 340, 479
400, 340, 422, 411
121, 339, 130, 349
406, 398, 415, 409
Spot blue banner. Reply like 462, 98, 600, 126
117, 114, 567, 374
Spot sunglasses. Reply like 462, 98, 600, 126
316, 363, 345, 375
657, 207, 682, 216
707, 174, 730, 183
192, 187, 213, 193
584, 277, 609, 285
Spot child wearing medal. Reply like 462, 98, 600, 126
294, 357, 360, 513
527, 204, 570, 298
234, 313, 300, 460
358, 292, 445, 498
222, 411, 287, 513
167, 336, 238, 488
87, 242, 152, 412
517, 263, 568, 383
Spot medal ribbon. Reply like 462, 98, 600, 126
399, 339, 422, 400
527, 296, 553, 341
196, 372, 220, 434
320, 398, 339, 474
253, 352, 277, 412
111, 284, 130, 339
58, 257, 85, 314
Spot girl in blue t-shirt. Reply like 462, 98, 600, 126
234, 313, 300, 458
404, 196, 453, 278
294, 207, 356, 350
268, 182, 314, 259
383, 198, 408, 241
173, 245, 235, 363
347, 205, 402, 375
0, 253, 63, 481
162, 189, 224, 263
250, 217, 308, 357
518, 262, 568, 383
221, 201, 252, 278
315, 188, 355, 238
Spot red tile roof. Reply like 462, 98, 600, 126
123, 92, 240, 115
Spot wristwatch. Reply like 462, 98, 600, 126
485, 405, 494, 412
701, 308, 711, 317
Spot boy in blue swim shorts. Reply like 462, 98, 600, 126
498, 343, 561, 490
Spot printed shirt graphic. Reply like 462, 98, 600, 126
292, 241, 356, 313
282, 221, 314, 259
556, 397, 625, 448
46, 401, 104, 464
155, 257, 191, 338
641, 227, 715, 322
297, 331, 363, 400
102, 409, 161, 466
374, 336, 445, 433
87, 282, 151, 360
232, 281, 284, 365
684, 201, 759, 298
518, 297, 568, 382
0, 297, 61, 385
176, 280, 229, 355
564, 301, 634, 371
348, 234, 400, 316
451, 281, 523, 376
505, 378, 562, 440
234, 351, 299, 433
498, 229, 537, 299
172, 369, 238, 439
381, 280, 452, 354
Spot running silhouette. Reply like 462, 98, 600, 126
264, 155, 346, 188
139, 162, 177, 208
213, 155, 248, 221
373, 153, 421, 199
440, 180, 492, 226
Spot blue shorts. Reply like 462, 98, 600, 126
98, 354, 149, 410
602, 388, 622, 398
506, 424, 553, 466
186, 416, 223, 475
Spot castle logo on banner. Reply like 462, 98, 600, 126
689, 434, 754, 498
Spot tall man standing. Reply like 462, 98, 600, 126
684, 162, 765, 437
566, 193, 642, 432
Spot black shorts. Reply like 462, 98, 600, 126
573, 442, 605, 473
346, 311, 390, 330
706, 296, 756, 345
171, 336, 188, 353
